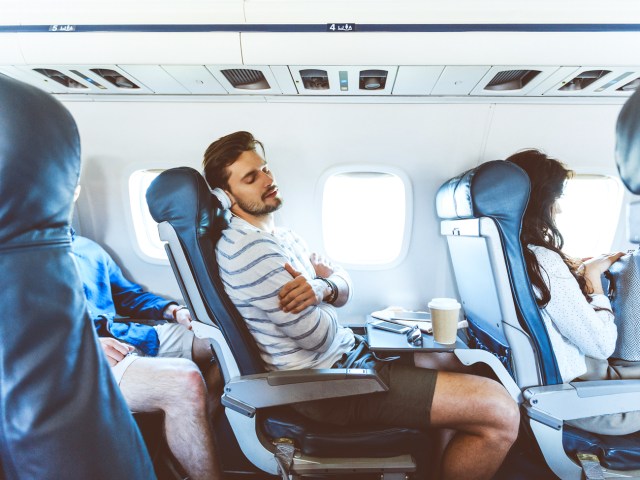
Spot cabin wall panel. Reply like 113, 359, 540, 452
64, 100, 626, 323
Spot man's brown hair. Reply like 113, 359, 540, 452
202, 131, 264, 190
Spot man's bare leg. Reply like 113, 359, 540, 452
415, 355, 519, 480
119, 357, 223, 480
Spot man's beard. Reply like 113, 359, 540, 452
235, 196, 282, 216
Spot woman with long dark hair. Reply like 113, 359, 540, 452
507, 149, 624, 383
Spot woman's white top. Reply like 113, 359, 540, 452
529, 245, 618, 382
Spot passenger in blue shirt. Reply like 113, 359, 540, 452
72, 186, 222, 480
73, 230, 199, 358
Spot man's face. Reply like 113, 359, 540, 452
225, 149, 282, 216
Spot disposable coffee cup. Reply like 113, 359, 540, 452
429, 298, 461, 344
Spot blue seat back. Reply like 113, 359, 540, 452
0, 75, 154, 479
616, 87, 640, 194
436, 160, 562, 386
146, 166, 265, 376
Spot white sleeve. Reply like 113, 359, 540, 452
535, 247, 617, 360
288, 229, 353, 307
221, 233, 340, 353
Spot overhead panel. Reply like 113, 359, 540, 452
471, 66, 559, 96
289, 66, 397, 95
543, 67, 640, 96
431, 66, 490, 96
14, 65, 153, 94
270, 66, 298, 95
161, 65, 226, 94
392, 66, 444, 95
206, 65, 283, 94
0, 66, 69, 93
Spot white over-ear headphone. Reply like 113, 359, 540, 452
211, 187, 233, 210
202, 170, 233, 209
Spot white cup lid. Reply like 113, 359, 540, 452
428, 297, 461, 310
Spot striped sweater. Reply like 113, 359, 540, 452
216, 216, 355, 371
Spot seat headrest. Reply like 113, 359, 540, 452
435, 160, 530, 226
616, 87, 640, 194
0, 74, 80, 246
146, 166, 229, 237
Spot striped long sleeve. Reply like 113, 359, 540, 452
216, 217, 355, 371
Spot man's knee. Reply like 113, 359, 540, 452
477, 379, 520, 442
159, 358, 208, 409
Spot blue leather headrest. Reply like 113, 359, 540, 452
616, 87, 640, 194
146, 167, 266, 375
436, 160, 562, 385
0, 75, 79, 245
0, 75, 154, 478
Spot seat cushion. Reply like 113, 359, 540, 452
259, 406, 430, 458
564, 425, 640, 470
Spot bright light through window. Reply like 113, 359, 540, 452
129, 169, 166, 260
322, 170, 410, 266
556, 175, 623, 258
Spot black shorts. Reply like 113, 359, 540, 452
291, 337, 437, 429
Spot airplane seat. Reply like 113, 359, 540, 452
146, 166, 432, 479
0, 74, 155, 478
436, 160, 640, 479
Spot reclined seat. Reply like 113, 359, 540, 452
436, 160, 640, 479
146, 166, 432, 479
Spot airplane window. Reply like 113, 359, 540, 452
321, 169, 410, 267
129, 169, 166, 260
556, 174, 624, 258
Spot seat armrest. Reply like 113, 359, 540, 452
454, 348, 522, 403
221, 368, 387, 417
524, 380, 640, 430
112, 317, 168, 326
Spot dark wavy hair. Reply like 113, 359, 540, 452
202, 131, 264, 190
507, 149, 592, 308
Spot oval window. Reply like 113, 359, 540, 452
321, 169, 411, 267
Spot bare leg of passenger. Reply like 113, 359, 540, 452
414, 355, 519, 480
431, 428, 456, 480
119, 357, 223, 480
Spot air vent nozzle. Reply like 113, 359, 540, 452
90, 69, 139, 89
221, 69, 270, 90
300, 69, 330, 90
359, 69, 387, 90
484, 69, 541, 91
559, 70, 611, 91
34, 68, 87, 89
618, 77, 640, 92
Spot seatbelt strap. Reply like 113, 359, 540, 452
273, 437, 296, 480
576, 452, 605, 480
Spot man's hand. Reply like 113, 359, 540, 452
164, 304, 193, 330
99, 337, 134, 367
279, 263, 325, 313
310, 253, 334, 279
174, 308, 193, 330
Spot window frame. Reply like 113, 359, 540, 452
128, 168, 168, 264
317, 164, 413, 270
555, 170, 625, 258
